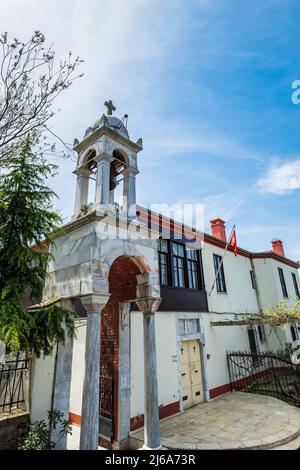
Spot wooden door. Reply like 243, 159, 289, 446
180, 339, 204, 409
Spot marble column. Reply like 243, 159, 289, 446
123, 168, 137, 215
73, 167, 91, 217
118, 302, 131, 448
50, 299, 74, 450
51, 320, 74, 450
79, 294, 110, 450
136, 297, 161, 450
94, 155, 112, 207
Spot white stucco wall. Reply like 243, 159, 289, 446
253, 258, 300, 309
30, 351, 56, 422
130, 311, 179, 418
202, 243, 259, 314
69, 320, 86, 416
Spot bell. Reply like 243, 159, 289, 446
110, 178, 117, 191
109, 164, 118, 191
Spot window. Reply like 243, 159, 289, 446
248, 328, 259, 355
179, 319, 200, 336
292, 273, 300, 299
213, 254, 226, 293
257, 325, 266, 343
157, 240, 203, 290
290, 324, 299, 342
186, 249, 200, 289
278, 267, 288, 298
172, 242, 185, 287
158, 239, 169, 285
250, 270, 256, 290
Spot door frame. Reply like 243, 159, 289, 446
175, 314, 208, 411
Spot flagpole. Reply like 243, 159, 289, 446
208, 224, 236, 297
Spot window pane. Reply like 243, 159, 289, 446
214, 254, 226, 293
292, 273, 300, 298
178, 266, 185, 287
158, 239, 168, 253
186, 249, 197, 260
172, 257, 179, 286
159, 253, 168, 285
187, 260, 199, 289
177, 244, 184, 257
172, 242, 178, 256
291, 325, 297, 341
278, 268, 288, 298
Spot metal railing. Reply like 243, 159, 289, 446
0, 353, 28, 412
227, 351, 300, 407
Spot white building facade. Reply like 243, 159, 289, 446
30, 103, 300, 450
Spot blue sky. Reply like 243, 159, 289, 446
2, 0, 300, 260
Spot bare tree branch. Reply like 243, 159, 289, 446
0, 31, 83, 159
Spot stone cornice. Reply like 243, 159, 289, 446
74, 126, 142, 154
56, 208, 156, 240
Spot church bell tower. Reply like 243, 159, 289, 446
72, 100, 143, 219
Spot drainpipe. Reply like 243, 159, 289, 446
250, 257, 263, 314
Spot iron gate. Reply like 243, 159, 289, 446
99, 337, 115, 443
227, 351, 300, 407
0, 353, 28, 412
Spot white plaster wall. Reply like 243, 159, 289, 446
202, 313, 294, 391
252, 258, 278, 309
202, 313, 251, 390
270, 259, 300, 306
130, 311, 179, 418
69, 320, 86, 415
30, 352, 56, 422
202, 243, 259, 314
252, 258, 300, 309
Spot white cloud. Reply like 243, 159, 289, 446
258, 159, 300, 194
202, 191, 245, 225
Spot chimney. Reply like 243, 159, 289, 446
272, 239, 285, 257
210, 218, 226, 242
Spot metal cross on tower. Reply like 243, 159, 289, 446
104, 99, 116, 116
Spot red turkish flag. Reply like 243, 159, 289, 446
230, 229, 238, 256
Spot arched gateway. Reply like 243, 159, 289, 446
99, 255, 158, 449
42, 101, 162, 450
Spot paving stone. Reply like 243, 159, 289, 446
130, 392, 300, 451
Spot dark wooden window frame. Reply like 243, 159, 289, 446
213, 254, 227, 293
290, 324, 299, 342
172, 242, 186, 288
158, 239, 170, 286
186, 249, 200, 289
292, 272, 300, 299
157, 239, 203, 290
278, 267, 288, 298
257, 324, 266, 343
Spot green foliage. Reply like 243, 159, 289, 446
243, 299, 300, 325
263, 299, 300, 322
0, 137, 76, 356
19, 409, 72, 450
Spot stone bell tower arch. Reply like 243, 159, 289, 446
72, 100, 142, 218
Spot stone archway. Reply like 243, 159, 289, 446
99, 255, 141, 449
79, 250, 161, 450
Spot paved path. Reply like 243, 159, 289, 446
130, 392, 300, 450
